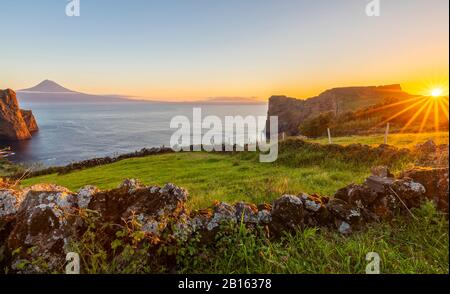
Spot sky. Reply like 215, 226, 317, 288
0, 0, 448, 101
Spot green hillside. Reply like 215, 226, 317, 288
18, 136, 449, 274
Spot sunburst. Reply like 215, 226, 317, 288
371, 86, 449, 134
400, 99, 432, 132
431, 88, 444, 97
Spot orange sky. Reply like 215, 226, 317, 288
1, 0, 448, 101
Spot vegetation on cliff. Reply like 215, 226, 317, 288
298, 97, 449, 137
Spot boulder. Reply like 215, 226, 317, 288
299, 193, 331, 227
88, 181, 188, 239
256, 203, 272, 225
0, 188, 24, 256
1, 181, 190, 273
76, 185, 99, 209
235, 202, 259, 224
365, 175, 395, 194
206, 202, 236, 231
415, 140, 437, 153
270, 195, 304, 235
7, 184, 81, 273
326, 198, 363, 232
400, 167, 449, 212
0, 189, 24, 219
335, 183, 378, 207
365, 178, 425, 220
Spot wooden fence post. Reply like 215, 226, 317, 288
384, 123, 390, 145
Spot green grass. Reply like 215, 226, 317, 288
0, 159, 25, 177
307, 131, 449, 148
184, 202, 448, 274
20, 138, 417, 208
177, 203, 448, 274
21, 152, 371, 209
74, 201, 448, 274
15, 137, 449, 274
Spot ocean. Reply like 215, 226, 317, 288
1, 102, 268, 166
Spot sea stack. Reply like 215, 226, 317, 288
0, 89, 38, 140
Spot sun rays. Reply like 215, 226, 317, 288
431, 88, 444, 97
369, 86, 449, 136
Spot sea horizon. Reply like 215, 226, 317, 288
1, 101, 268, 166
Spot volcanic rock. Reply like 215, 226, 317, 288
400, 167, 449, 212
270, 195, 305, 235
20, 109, 39, 133
7, 184, 81, 273
88, 181, 188, 239
0, 89, 32, 140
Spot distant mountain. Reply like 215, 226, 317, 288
17, 80, 134, 103
19, 79, 75, 93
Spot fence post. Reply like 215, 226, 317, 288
327, 128, 332, 144
384, 123, 390, 145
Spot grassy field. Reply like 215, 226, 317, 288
16, 137, 449, 274
176, 203, 448, 274
307, 132, 449, 148
21, 138, 416, 208
22, 152, 373, 209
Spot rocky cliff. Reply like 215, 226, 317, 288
20, 110, 39, 133
0, 89, 38, 140
267, 84, 412, 136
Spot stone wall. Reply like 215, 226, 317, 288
0, 166, 448, 273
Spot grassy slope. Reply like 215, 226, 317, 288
21, 134, 429, 209
22, 152, 371, 209
307, 131, 449, 148
0, 159, 24, 177
20, 135, 448, 273
177, 203, 448, 274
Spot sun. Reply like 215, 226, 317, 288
431, 88, 443, 97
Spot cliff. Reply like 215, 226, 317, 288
267, 84, 412, 136
20, 110, 39, 133
0, 89, 38, 140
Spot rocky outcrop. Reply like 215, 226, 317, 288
20, 110, 39, 133
0, 181, 190, 273
7, 184, 82, 272
0, 89, 31, 140
266, 84, 411, 136
0, 166, 447, 273
0, 89, 38, 140
400, 167, 449, 213
412, 140, 449, 167
88, 180, 188, 242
